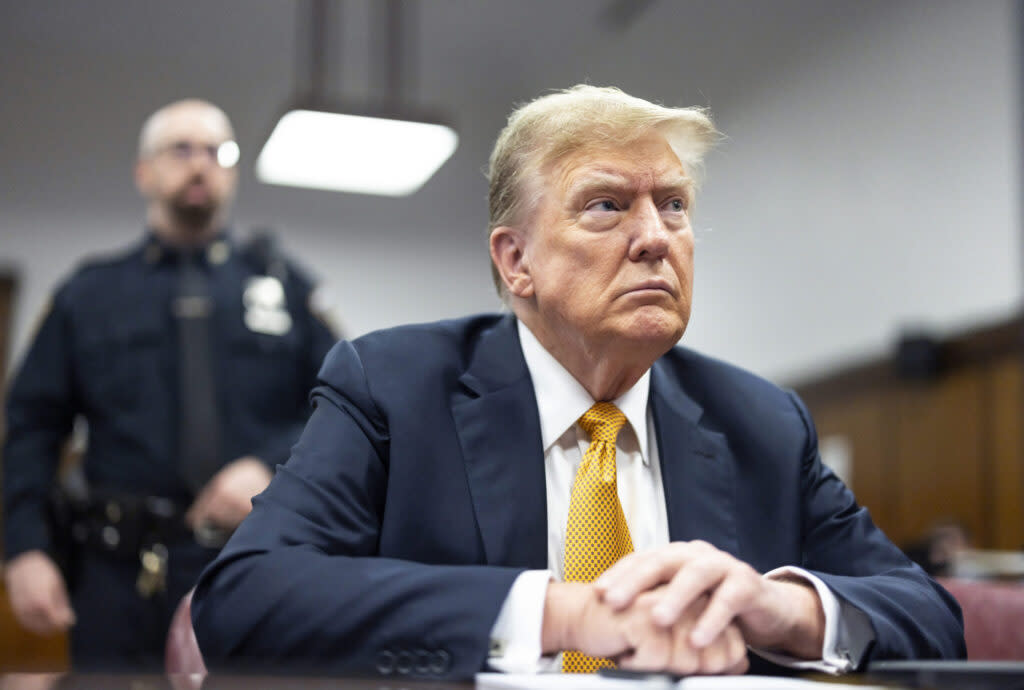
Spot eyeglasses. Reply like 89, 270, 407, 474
154, 140, 240, 168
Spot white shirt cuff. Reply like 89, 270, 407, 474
487, 570, 560, 673
752, 566, 874, 674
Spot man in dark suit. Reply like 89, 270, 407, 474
192, 85, 964, 678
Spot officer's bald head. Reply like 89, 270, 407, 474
138, 99, 235, 160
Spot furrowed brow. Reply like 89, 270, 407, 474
653, 175, 695, 205
565, 171, 634, 204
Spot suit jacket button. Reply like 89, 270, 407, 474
430, 649, 451, 674
414, 648, 432, 674
395, 650, 414, 675
375, 650, 395, 675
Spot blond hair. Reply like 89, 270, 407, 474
487, 85, 718, 294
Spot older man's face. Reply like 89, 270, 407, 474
522, 134, 695, 355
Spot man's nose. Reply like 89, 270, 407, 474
627, 198, 670, 261
189, 152, 214, 174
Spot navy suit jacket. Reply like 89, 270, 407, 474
192, 314, 964, 678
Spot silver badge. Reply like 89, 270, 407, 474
207, 240, 230, 265
243, 276, 292, 335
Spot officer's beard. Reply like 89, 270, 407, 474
170, 200, 216, 230
169, 181, 219, 233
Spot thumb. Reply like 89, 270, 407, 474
49, 574, 76, 628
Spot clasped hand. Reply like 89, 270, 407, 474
542, 540, 826, 675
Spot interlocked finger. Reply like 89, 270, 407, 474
696, 621, 747, 674
651, 556, 730, 626
691, 570, 761, 647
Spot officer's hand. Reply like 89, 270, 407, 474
594, 541, 826, 660
185, 456, 272, 531
542, 581, 749, 675
3, 550, 75, 635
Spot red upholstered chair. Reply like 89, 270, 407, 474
937, 577, 1024, 660
165, 588, 208, 680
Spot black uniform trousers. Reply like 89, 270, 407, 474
69, 540, 218, 671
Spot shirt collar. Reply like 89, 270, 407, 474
517, 319, 651, 464
141, 229, 233, 268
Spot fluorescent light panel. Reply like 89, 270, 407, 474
256, 109, 458, 196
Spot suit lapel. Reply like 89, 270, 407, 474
651, 361, 741, 559
452, 316, 548, 569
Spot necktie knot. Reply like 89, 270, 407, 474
578, 402, 627, 445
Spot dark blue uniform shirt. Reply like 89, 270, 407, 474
3, 232, 338, 561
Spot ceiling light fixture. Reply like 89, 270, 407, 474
256, 0, 457, 197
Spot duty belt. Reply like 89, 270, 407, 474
54, 488, 233, 598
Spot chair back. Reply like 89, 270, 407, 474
165, 588, 208, 676
938, 577, 1024, 660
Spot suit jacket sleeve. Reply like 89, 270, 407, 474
191, 339, 525, 679
787, 391, 966, 664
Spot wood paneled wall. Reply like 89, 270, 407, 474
0, 271, 69, 671
794, 318, 1024, 550
0, 272, 15, 392
0, 580, 68, 672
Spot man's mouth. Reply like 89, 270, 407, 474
625, 279, 674, 297
182, 184, 210, 204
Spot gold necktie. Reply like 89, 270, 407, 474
562, 402, 633, 673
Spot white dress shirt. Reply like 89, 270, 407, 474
487, 320, 870, 674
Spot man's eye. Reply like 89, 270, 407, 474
171, 142, 193, 158
664, 198, 686, 212
586, 200, 619, 212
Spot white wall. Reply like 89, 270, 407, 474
1, 1, 1019, 385
688, 0, 1021, 381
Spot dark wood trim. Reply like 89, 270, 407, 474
791, 312, 1024, 407
0, 270, 19, 393
791, 360, 893, 408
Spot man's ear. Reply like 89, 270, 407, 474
489, 226, 534, 298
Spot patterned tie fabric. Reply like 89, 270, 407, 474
563, 402, 633, 673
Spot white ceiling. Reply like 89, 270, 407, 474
0, 0, 883, 238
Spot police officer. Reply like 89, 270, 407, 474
2, 99, 337, 669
